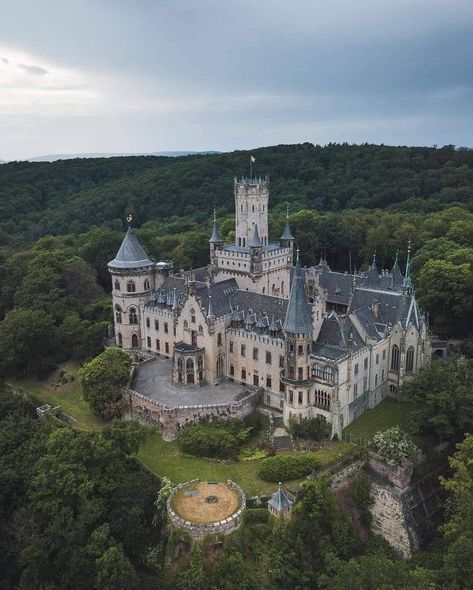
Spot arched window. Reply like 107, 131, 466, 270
281, 281, 284, 296
216, 354, 224, 378
127, 280, 136, 293
312, 363, 321, 378
391, 345, 400, 371
323, 366, 333, 381
118, 333, 123, 347
114, 280, 120, 291
129, 307, 138, 325
186, 358, 194, 372
144, 279, 150, 290
184, 320, 188, 329
198, 355, 203, 370
115, 304, 122, 324
198, 325, 203, 334
131, 333, 139, 348
406, 346, 415, 373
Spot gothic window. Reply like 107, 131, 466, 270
155, 319, 159, 330
364, 357, 368, 370
323, 366, 333, 381
298, 345, 303, 355
129, 308, 138, 325
156, 339, 160, 351
241, 368, 246, 380
391, 345, 400, 371
131, 333, 139, 348
144, 279, 150, 290
164, 322, 169, 334
218, 333, 222, 346
216, 354, 224, 378
253, 347, 258, 361
184, 320, 188, 329
198, 355, 203, 370
229, 341, 234, 353
118, 333, 123, 347
289, 390, 293, 404
406, 346, 415, 373
241, 344, 246, 357
186, 358, 194, 372
115, 305, 122, 324
281, 281, 284, 296
298, 367, 303, 380
146, 317, 150, 328
198, 324, 203, 334
298, 391, 303, 404
266, 351, 272, 364
165, 342, 169, 354
279, 355, 284, 368
266, 375, 272, 388
147, 336, 151, 348
114, 280, 120, 291
354, 363, 359, 375
127, 280, 136, 293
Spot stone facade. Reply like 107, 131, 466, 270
108, 173, 431, 437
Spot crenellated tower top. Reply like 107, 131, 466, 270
234, 176, 269, 248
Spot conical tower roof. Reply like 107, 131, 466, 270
209, 209, 223, 244
284, 253, 313, 334
108, 227, 154, 270
390, 253, 403, 288
364, 254, 380, 288
249, 224, 262, 248
280, 218, 294, 241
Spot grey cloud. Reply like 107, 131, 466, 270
18, 63, 48, 75
2, 57, 8, 64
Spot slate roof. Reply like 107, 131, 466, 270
268, 486, 293, 511
280, 218, 294, 241
249, 224, 262, 247
284, 258, 313, 334
317, 271, 356, 306
390, 257, 404, 289
209, 219, 223, 244
349, 288, 422, 330
108, 228, 154, 270
352, 304, 384, 341
312, 313, 364, 360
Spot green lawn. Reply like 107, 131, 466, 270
343, 398, 416, 441
12, 364, 353, 496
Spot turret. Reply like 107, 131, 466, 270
108, 219, 156, 350
282, 250, 315, 424
209, 208, 224, 266
280, 205, 294, 249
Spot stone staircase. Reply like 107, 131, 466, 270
272, 426, 292, 451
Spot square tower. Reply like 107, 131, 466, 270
234, 176, 269, 248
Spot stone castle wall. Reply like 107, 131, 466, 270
167, 479, 246, 539
126, 386, 259, 440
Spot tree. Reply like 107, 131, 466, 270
0, 308, 57, 377
96, 545, 139, 590
403, 358, 473, 441
79, 348, 132, 419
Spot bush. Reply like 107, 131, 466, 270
290, 416, 331, 441
349, 475, 374, 524
242, 412, 269, 434
258, 454, 318, 482
371, 426, 416, 465
243, 508, 269, 525
178, 425, 238, 459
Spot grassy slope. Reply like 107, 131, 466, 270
343, 398, 416, 441
12, 364, 353, 496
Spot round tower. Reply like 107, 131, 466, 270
282, 251, 315, 425
108, 224, 156, 350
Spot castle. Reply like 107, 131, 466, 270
108, 175, 430, 438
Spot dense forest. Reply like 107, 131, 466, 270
2, 143, 473, 587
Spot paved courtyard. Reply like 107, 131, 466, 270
132, 357, 252, 407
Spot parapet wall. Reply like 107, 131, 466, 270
167, 479, 246, 539
126, 387, 259, 440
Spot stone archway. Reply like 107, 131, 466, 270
131, 333, 139, 348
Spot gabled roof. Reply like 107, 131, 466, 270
108, 228, 154, 270
249, 224, 262, 247
284, 258, 313, 334
362, 257, 381, 289
268, 485, 293, 511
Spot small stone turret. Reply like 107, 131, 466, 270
209, 208, 224, 267
280, 206, 294, 249
249, 224, 263, 276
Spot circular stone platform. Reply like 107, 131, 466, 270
172, 481, 240, 524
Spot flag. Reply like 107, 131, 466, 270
250, 155, 255, 163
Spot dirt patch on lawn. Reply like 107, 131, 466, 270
172, 482, 241, 524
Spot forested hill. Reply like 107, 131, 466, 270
1, 142, 473, 246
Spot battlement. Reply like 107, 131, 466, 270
234, 175, 269, 188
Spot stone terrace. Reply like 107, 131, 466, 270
133, 356, 252, 407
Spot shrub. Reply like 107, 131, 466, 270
349, 474, 374, 524
258, 454, 318, 482
371, 426, 416, 465
290, 416, 331, 441
242, 412, 269, 434
178, 425, 238, 459
243, 508, 269, 525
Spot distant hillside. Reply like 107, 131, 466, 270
0, 142, 472, 247
16, 150, 220, 163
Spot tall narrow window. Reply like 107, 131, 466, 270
129, 308, 138, 325
406, 346, 415, 373
115, 305, 122, 324
391, 345, 400, 371
127, 280, 136, 293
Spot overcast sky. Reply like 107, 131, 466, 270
1, 0, 472, 160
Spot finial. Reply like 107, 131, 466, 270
286, 202, 289, 219
372, 251, 376, 265
213, 206, 217, 224
296, 247, 300, 262
407, 238, 411, 254
127, 213, 133, 226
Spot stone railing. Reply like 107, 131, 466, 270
167, 479, 246, 539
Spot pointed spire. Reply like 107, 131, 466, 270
284, 253, 313, 334
209, 208, 223, 244
249, 223, 262, 247
364, 252, 380, 287
207, 293, 215, 318
404, 238, 412, 288
390, 250, 403, 288
280, 203, 294, 241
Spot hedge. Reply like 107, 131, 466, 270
243, 508, 269, 524
258, 454, 319, 482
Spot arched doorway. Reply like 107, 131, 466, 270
131, 333, 139, 348
216, 354, 224, 379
